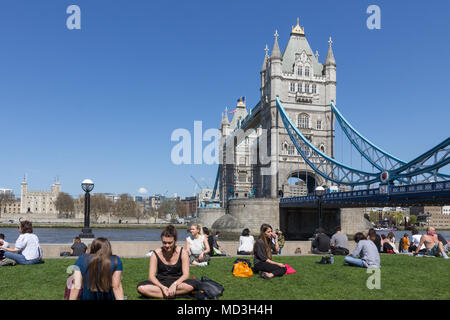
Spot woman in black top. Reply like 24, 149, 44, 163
253, 224, 287, 279
137, 225, 198, 298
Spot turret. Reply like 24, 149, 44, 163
324, 37, 337, 104
270, 30, 283, 101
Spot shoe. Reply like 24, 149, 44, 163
259, 272, 271, 280
316, 257, 331, 264
198, 262, 208, 267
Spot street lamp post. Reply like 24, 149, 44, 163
79, 179, 95, 239
315, 186, 326, 231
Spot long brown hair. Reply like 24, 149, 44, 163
257, 224, 273, 260
86, 238, 114, 292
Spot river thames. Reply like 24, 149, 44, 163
0, 227, 448, 244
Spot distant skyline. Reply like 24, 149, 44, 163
0, 0, 449, 198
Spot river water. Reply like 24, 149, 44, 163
0, 227, 448, 244
0, 227, 190, 244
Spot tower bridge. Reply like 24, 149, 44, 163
199, 19, 450, 238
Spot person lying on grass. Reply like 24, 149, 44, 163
344, 232, 380, 268
253, 223, 286, 279
137, 225, 198, 298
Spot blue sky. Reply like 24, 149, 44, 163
0, 0, 449, 198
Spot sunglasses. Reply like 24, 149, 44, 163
162, 241, 174, 245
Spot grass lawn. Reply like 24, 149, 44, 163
0, 255, 449, 300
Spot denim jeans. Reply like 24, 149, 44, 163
4, 251, 42, 265
344, 256, 366, 268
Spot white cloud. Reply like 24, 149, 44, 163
138, 187, 148, 194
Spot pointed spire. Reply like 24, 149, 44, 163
271, 30, 282, 60
261, 44, 269, 72
325, 36, 336, 66
221, 107, 229, 126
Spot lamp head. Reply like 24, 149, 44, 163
81, 179, 94, 193
315, 186, 325, 196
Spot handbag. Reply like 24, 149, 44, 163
284, 264, 296, 274
232, 260, 253, 278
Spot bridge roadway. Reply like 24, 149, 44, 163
280, 180, 450, 208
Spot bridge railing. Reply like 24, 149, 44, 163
280, 180, 450, 207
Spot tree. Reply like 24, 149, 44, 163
409, 215, 417, 226
113, 194, 137, 220
90, 194, 113, 223
369, 211, 378, 224
55, 192, 75, 218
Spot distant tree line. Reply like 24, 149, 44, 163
55, 192, 185, 223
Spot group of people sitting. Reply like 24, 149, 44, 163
1, 220, 448, 300
309, 225, 449, 269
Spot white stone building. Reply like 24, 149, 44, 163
20, 178, 60, 214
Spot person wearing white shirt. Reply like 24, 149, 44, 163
0, 221, 42, 265
186, 224, 210, 266
237, 228, 254, 255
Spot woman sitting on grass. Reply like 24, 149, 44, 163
186, 224, 210, 266
253, 224, 286, 280
70, 237, 124, 300
137, 225, 198, 299
0, 220, 42, 265
237, 228, 254, 255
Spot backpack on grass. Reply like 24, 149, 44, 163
194, 276, 224, 300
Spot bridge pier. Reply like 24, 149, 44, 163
198, 200, 371, 240
340, 207, 371, 236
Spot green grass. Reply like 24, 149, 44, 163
0, 255, 449, 300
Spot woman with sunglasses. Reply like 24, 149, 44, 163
137, 225, 198, 298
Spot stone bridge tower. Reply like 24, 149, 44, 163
219, 19, 336, 207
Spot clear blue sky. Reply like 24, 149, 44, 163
0, 0, 449, 198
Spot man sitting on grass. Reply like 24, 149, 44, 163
344, 232, 380, 268
415, 227, 449, 259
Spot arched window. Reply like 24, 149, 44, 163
298, 113, 310, 129
283, 142, 288, 154
320, 145, 325, 153
297, 82, 302, 93
298, 66, 302, 76
305, 66, 310, 77
304, 83, 310, 93
312, 84, 317, 94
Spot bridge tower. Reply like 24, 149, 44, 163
219, 19, 336, 207
260, 19, 336, 198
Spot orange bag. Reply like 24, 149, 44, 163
232, 260, 253, 278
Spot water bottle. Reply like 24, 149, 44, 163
330, 254, 334, 264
